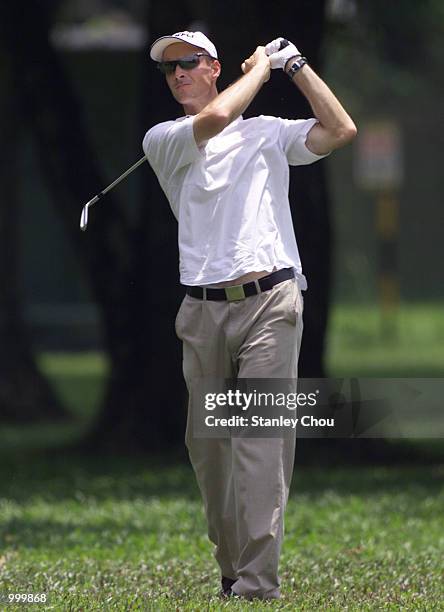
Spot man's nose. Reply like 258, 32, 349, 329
174, 64, 187, 77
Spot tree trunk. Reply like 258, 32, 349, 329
0, 38, 68, 423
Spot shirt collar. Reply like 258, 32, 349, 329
181, 114, 244, 123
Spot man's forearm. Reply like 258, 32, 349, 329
291, 64, 355, 136
193, 46, 271, 145
202, 63, 269, 125
262, 36, 356, 152
285, 62, 356, 153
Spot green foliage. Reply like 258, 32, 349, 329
325, 0, 444, 116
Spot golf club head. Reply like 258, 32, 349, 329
80, 205, 89, 231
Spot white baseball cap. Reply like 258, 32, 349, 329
150, 31, 218, 62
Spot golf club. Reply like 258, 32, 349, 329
80, 156, 147, 231
79, 39, 289, 231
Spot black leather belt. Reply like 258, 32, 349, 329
185, 268, 294, 301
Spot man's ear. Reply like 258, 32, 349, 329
211, 59, 221, 81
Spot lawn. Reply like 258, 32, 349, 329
0, 456, 443, 611
326, 302, 444, 377
0, 303, 443, 609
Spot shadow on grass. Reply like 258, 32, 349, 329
0, 449, 199, 503
1, 517, 152, 552
1, 450, 443, 558
0, 447, 443, 505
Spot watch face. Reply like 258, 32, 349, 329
290, 58, 306, 74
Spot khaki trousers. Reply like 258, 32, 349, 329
175, 277, 303, 599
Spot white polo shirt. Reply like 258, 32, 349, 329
143, 114, 329, 288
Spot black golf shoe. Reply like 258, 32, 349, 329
220, 576, 237, 598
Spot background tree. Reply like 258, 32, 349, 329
0, 16, 68, 423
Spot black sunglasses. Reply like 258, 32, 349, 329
157, 53, 213, 75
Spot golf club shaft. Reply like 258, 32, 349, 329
90, 155, 147, 205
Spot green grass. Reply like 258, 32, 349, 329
37, 351, 110, 419
327, 302, 444, 376
0, 456, 443, 610
0, 353, 109, 452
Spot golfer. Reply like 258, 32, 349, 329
143, 30, 356, 600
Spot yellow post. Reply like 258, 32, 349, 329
376, 191, 399, 338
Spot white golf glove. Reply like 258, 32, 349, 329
265, 37, 301, 70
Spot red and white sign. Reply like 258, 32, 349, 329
354, 121, 403, 190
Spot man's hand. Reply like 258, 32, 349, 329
265, 37, 301, 71
241, 46, 271, 83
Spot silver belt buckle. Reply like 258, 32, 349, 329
225, 284, 246, 301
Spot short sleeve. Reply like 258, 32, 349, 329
278, 117, 331, 166
142, 116, 202, 179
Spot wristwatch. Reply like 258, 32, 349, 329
286, 56, 308, 80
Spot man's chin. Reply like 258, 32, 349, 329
174, 92, 192, 105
